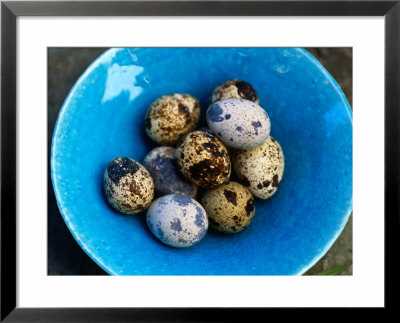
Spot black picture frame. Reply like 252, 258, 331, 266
1, 1, 399, 321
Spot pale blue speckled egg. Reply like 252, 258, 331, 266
143, 146, 198, 199
146, 194, 208, 248
206, 98, 271, 150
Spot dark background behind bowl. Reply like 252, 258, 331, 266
48, 47, 353, 275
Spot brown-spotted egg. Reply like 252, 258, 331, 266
145, 93, 201, 146
143, 146, 198, 199
210, 79, 259, 104
232, 136, 284, 199
175, 130, 231, 188
103, 157, 154, 214
206, 98, 271, 150
146, 194, 208, 248
201, 182, 255, 233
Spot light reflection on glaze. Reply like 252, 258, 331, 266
102, 63, 144, 103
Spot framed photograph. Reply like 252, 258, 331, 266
1, 0, 398, 320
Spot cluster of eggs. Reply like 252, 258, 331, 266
103, 79, 285, 248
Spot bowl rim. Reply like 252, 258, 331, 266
50, 47, 353, 276
293, 48, 353, 274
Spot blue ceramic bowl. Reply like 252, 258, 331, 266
51, 48, 352, 275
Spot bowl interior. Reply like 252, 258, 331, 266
51, 48, 352, 275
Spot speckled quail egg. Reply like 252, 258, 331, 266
146, 194, 208, 248
201, 182, 255, 234
143, 146, 198, 199
206, 98, 271, 150
145, 93, 201, 146
232, 136, 284, 199
210, 79, 260, 104
103, 157, 154, 214
175, 130, 231, 188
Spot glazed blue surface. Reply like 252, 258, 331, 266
51, 48, 352, 275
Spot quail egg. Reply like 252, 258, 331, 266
210, 79, 259, 104
175, 130, 231, 188
143, 146, 198, 199
206, 98, 271, 150
145, 93, 201, 146
201, 182, 255, 234
232, 136, 284, 199
146, 194, 208, 248
103, 157, 154, 214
